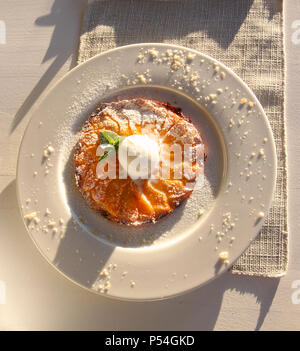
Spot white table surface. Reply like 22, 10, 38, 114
0, 0, 299, 331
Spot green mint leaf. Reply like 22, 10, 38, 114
98, 151, 109, 163
114, 136, 125, 151
100, 130, 119, 145
98, 151, 111, 162
98, 144, 115, 163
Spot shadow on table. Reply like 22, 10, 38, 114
10, 0, 87, 133
263, 0, 282, 20
81, 0, 254, 54
10, 0, 283, 133
0, 179, 280, 330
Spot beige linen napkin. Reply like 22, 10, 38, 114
77, 0, 288, 277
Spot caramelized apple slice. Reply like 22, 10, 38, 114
119, 180, 155, 223
141, 180, 171, 214
149, 179, 192, 206
103, 179, 131, 219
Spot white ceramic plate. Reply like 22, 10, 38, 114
17, 43, 276, 300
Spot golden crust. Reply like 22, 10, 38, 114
74, 98, 205, 225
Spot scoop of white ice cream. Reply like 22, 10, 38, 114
118, 134, 160, 179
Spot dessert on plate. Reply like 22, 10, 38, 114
74, 98, 205, 225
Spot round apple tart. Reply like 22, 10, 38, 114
74, 98, 205, 225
